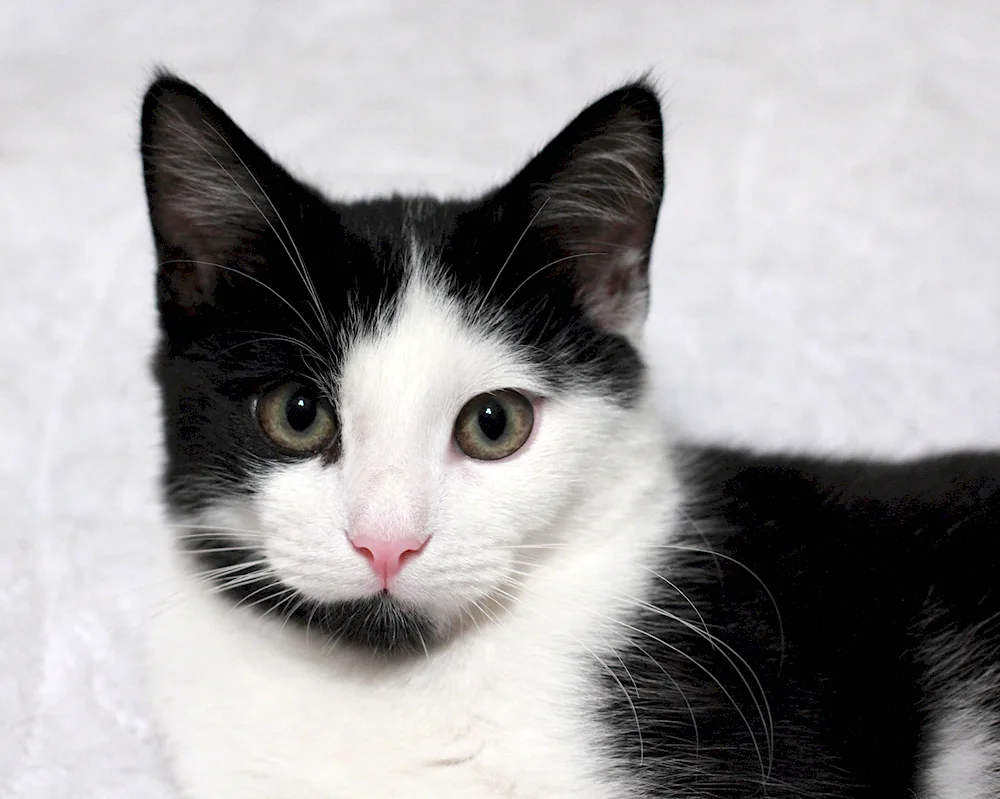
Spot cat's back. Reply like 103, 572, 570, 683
692, 446, 1000, 617
604, 447, 1000, 798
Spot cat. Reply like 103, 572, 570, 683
141, 72, 1000, 798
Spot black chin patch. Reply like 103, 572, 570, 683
300, 593, 436, 656
185, 538, 435, 656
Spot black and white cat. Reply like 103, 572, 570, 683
141, 73, 1000, 798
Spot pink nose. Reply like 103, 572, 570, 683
350, 535, 427, 588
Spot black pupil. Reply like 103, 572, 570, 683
285, 391, 317, 432
477, 400, 507, 441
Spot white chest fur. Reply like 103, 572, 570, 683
147, 542, 658, 799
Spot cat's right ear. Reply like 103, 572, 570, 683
486, 81, 664, 340
140, 73, 295, 316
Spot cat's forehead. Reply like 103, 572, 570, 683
338, 259, 546, 431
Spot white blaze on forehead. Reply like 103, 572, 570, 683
340, 273, 535, 439
336, 269, 544, 538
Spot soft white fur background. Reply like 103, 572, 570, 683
2, 1, 999, 796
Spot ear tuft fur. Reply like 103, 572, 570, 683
140, 72, 291, 316
506, 81, 665, 336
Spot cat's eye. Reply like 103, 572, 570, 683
257, 382, 338, 454
454, 390, 534, 461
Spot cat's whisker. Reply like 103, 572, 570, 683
222, 575, 287, 613
490, 542, 574, 550
190, 567, 275, 594
415, 626, 431, 661
620, 635, 702, 756
491, 251, 609, 322
475, 196, 550, 318
649, 534, 786, 664
182, 544, 266, 556
460, 604, 483, 636
173, 536, 270, 547
495, 571, 639, 712
675, 508, 726, 583
470, 597, 504, 628
549, 598, 767, 781
157, 257, 324, 348
240, 585, 297, 618
496, 538, 783, 663
502, 558, 545, 574
495, 566, 771, 779
639, 565, 712, 640
137, 562, 281, 625
487, 582, 646, 766
197, 572, 276, 598
213, 332, 328, 367
617, 620, 771, 785
170, 523, 272, 539
190, 558, 272, 580
269, 591, 304, 631
478, 594, 518, 629
618, 593, 775, 777
160, 116, 335, 352
201, 121, 337, 353
303, 600, 322, 650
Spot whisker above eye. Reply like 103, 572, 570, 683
490, 251, 610, 322
160, 114, 335, 351
158, 257, 324, 346
213, 332, 328, 366
199, 121, 336, 353
475, 196, 549, 319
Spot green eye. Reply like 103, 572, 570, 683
454, 390, 534, 461
258, 382, 338, 454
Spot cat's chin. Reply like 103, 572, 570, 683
279, 590, 439, 657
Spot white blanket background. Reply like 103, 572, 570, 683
2, 2, 999, 795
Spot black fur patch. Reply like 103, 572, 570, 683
599, 448, 1000, 796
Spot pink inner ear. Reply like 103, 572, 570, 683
164, 261, 219, 313
576, 243, 650, 333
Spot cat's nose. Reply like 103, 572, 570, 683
350, 535, 427, 589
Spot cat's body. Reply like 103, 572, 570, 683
140, 74, 1000, 798
149, 445, 1000, 798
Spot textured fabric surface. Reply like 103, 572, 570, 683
2, 2, 999, 795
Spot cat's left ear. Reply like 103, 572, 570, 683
140, 72, 305, 320
498, 81, 664, 337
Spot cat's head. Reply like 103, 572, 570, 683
142, 73, 665, 656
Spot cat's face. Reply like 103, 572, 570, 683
142, 75, 664, 655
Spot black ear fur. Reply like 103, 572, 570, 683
140, 72, 299, 317
500, 81, 664, 334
